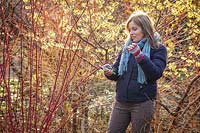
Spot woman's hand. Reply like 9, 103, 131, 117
101, 64, 113, 76
127, 43, 144, 62
127, 43, 141, 56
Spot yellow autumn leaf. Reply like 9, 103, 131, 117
181, 56, 187, 60
194, 29, 200, 34
189, 45, 195, 51
187, 11, 194, 18
180, 68, 188, 73
196, 62, 200, 67
186, 59, 194, 63
168, 51, 172, 58
174, 71, 178, 75
168, 62, 176, 71
85, 46, 91, 52
167, 41, 174, 48
194, 50, 200, 55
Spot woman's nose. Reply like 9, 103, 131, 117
130, 30, 134, 35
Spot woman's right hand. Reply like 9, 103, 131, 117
101, 64, 113, 76
104, 69, 113, 76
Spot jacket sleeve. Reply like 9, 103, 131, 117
104, 51, 122, 81
138, 45, 167, 82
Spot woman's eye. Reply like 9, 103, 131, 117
132, 27, 137, 31
128, 27, 137, 32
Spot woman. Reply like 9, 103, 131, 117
103, 11, 167, 133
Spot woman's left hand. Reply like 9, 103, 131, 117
127, 43, 141, 56
127, 43, 144, 62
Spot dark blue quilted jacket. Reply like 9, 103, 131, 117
106, 44, 167, 102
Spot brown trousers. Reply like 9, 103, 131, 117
107, 100, 155, 133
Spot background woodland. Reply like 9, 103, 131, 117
0, 0, 199, 132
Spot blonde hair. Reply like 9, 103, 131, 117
125, 11, 160, 48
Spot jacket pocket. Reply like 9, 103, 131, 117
127, 81, 143, 100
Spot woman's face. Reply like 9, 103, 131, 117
128, 21, 144, 43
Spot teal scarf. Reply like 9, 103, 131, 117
118, 38, 150, 84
